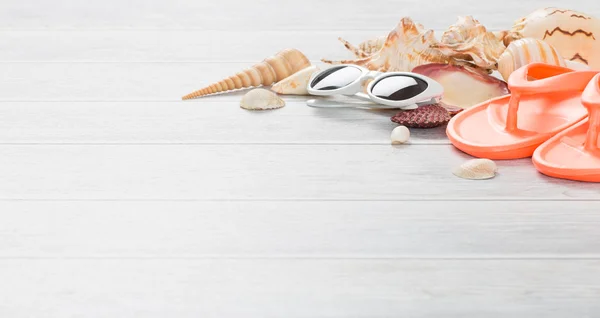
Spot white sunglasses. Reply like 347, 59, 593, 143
306, 65, 444, 110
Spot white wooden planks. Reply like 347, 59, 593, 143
1, 201, 600, 258
0, 259, 599, 317
0, 144, 597, 200
1, 0, 595, 31
0, 102, 448, 144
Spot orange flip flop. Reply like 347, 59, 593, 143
447, 63, 598, 159
532, 74, 600, 182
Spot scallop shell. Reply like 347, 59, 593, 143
453, 159, 497, 180
182, 48, 311, 100
240, 89, 285, 110
507, 7, 600, 70
497, 38, 566, 80
271, 65, 320, 95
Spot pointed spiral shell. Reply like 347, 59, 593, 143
497, 38, 565, 80
182, 48, 311, 100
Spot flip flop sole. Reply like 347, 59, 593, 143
447, 93, 587, 159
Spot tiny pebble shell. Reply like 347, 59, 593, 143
240, 88, 285, 110
391, 126, 410, 144
453, 159, 497, 180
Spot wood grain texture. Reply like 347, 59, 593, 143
0, 102, 447, 144
1, 259, 600, 317
1, 201, 600, 258
0, 30, 387, 62
3, 0, 600, 316
0, 144, 597, 200
1, 0, 597, 30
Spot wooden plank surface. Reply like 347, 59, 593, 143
1, 0, 596, 30
2, 0, 600, 316
0, 144, 598, 200
0, 102, 448, 144
1, 259, 599, 317
1, 201, 600, 258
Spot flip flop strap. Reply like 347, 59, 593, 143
505, 64, 598, 132
583, 74, 600, 151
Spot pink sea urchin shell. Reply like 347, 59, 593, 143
390, 104, 450, 128
412, 63, 510, 110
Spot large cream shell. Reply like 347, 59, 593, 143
182, 48, 311, 100
497, 38, 566, 80
509, 8, 600, 70
240, 89, 285, 110
271, 65, 320, 95
453, 159, 497, 180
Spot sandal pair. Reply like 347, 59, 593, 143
447, 63, 600, 182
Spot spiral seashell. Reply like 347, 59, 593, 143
507, 8, 600, 70
497, 38, 566, 80
182, 48, 311, 100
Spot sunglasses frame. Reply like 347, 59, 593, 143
306, 65, 444, 110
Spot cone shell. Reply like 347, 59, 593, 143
182, 48, 311, 100
508, 7, 600, 70
240, 88, 285, 110
497, 38, 566, 80
453, 159, 497, 180
271, 65, 320, 95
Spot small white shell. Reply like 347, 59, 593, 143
497, 38, 566, 80
271, 65, 320, 95
391, 126, 410, 144
240, 88, 285, 110
453, 159, 497, 180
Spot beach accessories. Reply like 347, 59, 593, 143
306, 65, 444, 110
447, 63, 598, 159
532, 73, 600, 182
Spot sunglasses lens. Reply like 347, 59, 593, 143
371, 75, 428, 101
310, 66, 363, 90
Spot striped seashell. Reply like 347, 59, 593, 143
182, 48, 310, 100
507, 8, 600, 70
496, 38, 565, 80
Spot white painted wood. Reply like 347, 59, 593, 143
0, 145, 598, 200
0, 102, 448, 144
2, 0, 600, 316
1, 259, 600, 317
1, 0, 597, 31
0, 62, 327, 101
0, 30, 386, 62
1, 201, 600, 258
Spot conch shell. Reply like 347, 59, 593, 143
271, 65, 320, 95
182, 48, 311, 100
322, 17, 451, 72
324, 16, 507, 73
433, 16, 506, 70
506, 7, 600, 70
496, 38, 566, 80
338, 36, 386, 58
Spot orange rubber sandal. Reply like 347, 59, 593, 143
532, 73, 600, 182
447, 63, 598, 159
